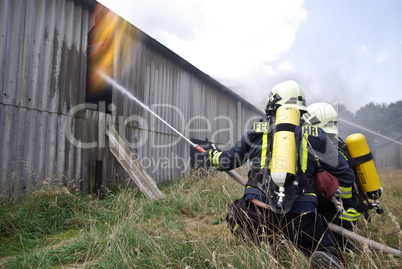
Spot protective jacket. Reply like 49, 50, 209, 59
333, 137, 357, 207
330, 137, 364, 222
210, 120, 355, 214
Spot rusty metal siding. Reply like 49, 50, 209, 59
0, 0, 263, 197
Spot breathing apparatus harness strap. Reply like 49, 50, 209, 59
275, 123, 296, 132
246, 115, 274, 192
245, 123, 317, 214
297, 128, 317, 194
349, 148, 381, 218
349, 152, 373, 167
302, 131, 344, 212
245, 105, 317, 214
336, 137, 375, 217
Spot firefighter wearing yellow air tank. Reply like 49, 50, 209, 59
204, 81, 355, 268
346, 133, 384, 215
346, 133, 383, 200
270, 105, 300, 208
304, 102, 383, 233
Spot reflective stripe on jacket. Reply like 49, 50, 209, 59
214, 121, 356, 213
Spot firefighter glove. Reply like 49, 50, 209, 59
339, 207, 361, 222
338, 207, 361, 231
204, 144, 222, 168
331, 187, 344, 212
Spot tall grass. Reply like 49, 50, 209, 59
0, 169, 400, 268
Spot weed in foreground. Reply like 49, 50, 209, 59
0, 169, 400, 268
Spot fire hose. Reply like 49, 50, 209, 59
100, 72, 247, 186
328, 223, 400, 256
102, 73, 399, 257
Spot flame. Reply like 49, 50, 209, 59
87, 4, 141, 97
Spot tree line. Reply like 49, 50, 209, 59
338, 100, 402, 149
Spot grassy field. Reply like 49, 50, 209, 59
0, 169, 400, 268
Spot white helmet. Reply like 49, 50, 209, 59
266, 80, 307, 114
304, 102, 338, 134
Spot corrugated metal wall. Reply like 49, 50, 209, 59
0, 0, 263, 198
111, 33, 263, 184
0, 0, 94, 198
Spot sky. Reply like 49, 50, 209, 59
97, 0, 402, 114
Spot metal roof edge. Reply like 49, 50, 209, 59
81, 0, 264, 115
77, 0, 97, 10
141, 30, 264, 115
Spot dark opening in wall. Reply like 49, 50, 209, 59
85, 5, 113, 112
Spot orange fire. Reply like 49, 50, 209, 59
87, 4, 140, 97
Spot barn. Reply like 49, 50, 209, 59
0, 0, 264, 198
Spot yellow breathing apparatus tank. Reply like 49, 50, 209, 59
346, 133, 383, 199
271, 105, 300, 189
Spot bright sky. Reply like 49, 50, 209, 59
97, 0, 402, 114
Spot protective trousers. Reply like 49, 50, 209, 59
226, 198, 340, 259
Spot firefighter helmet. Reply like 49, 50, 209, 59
304, 102, 338, 135
266, 80, 307, 114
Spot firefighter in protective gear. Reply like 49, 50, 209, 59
266, 80, 308, 112
304, 102, 362, 232
303, 102, 338, 136
346, 133, 383, 202
205, 81, 354, 268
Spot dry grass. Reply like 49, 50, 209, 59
0, 168, 400, 268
